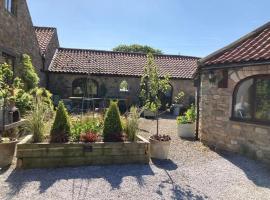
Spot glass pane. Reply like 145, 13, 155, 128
255, 78, 270, 121
86, 80, 97, 96
234, 78, 254, 119
119, 80, 128, 92
73, 79, 85, 96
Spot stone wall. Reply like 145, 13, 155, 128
48, 73, 195, 106
0, 0, 44, 85
199, 64, 270, 163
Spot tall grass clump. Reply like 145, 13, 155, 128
126, 106, 140, 141
25, 97, 50, 143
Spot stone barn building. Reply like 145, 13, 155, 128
0, 0, 199, 108
197, 22, 270, 163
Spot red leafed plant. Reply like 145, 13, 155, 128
80, 132, 99, 143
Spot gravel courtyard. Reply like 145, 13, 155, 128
1, 115, 270, 200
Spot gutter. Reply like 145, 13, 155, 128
195, 69, 201, 140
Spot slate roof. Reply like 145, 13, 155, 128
200, 22, 270, 67
34, 26, 56, 54
48, 48, 199, 79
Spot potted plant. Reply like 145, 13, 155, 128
173, 91, 184, 116
176, 104, 196, 138
140, 53, 171, 159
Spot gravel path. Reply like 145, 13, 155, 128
1, 115, 270, 200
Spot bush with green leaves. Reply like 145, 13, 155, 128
71, 116, 103, 142
103, 101, 123, 142
19, 54, 39, 92
126, 106, 140, 141
25, 97, 50, 143
177, 104, 196, 125
50, 101, 71, 143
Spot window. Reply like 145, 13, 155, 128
72, 78, 98, 97
119, 80, 129, 92
5, 0, 16, 15
2, 52, 15, 71
232, 75, 270, 124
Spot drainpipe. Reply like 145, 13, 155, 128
195, 70, 201, 140
41, 54, 49, 89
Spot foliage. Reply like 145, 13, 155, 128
25, 97, 50, 143
174, 91, 185, 104
140, 53, 170, 112
126, 106, 140, 141
80, 132, 99, 143
0, 56, 53, 117
113, 44, 162, 54
177, 104, 196, 124
50, 101, 71, 143
71, 115, 103, 142
0, 63, 23, 103
119, 80, 128, 92
19, 54, 39, 92
103, 101, 123, 142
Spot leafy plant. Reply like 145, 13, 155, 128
50, 101, 71, 143
113, 44, 162, 54
71, 116, 103, 142
19, 54, 39, 92
174, 92, 185, 104
177, 104, 196, 125
25, 97, 50, 143
80, 132, 99, 143
140, 53, 170, 112
126, 106, 140, 141
103, 101, 123, 142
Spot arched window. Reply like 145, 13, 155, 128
72, 78, 98, 97
232, 75, 270, 124
119, 80, 129, 92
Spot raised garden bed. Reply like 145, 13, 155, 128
16, 135, 150, 169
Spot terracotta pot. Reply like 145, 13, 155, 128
177, 123, 195, 138
0, 140, 18, 168
149, 137, 171, 159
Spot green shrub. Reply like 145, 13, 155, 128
126, 106, 140, 141
71, 116, 103, 142
19, 54, 39, 91
176, 104, 196, 125
103, 101, 123, 142
15, 90, 33, 115
25, 97, 49, 143
50, 101, 71, 143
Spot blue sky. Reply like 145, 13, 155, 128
28, 0, 270, 57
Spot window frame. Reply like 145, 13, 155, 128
72, 78, 98, 97
4, 0, 17, 16
231, 74, 270, 126
119, 80, 129, 93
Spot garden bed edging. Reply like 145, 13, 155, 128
16, 135, 150, 169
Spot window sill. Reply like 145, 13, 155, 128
230, 117, 270, 127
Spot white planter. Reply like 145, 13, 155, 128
177, 123, 195, 138
144, 110, 156, 118
173, 104, 183, 116
149, 137, 171, 159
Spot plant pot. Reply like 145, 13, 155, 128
0, 140, 18, 168
177, 123, 195, 138
143, 110, 156, 118
173, 104, 183, 116
149, 137, 171, 159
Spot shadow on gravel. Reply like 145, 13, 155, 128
151, 158, 178, 171
218, 151, 270, 189
5, 164, 154, 196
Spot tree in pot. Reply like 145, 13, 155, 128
173, 91, 185, 116
140, 53, 171, 159
176, 104, 196, 138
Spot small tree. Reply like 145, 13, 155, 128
50, 101, 71, 143
140, 53, 170, 136
19, 54, 39, 92
103, 101, 123, 142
